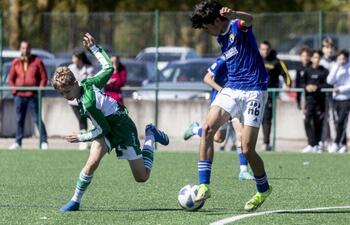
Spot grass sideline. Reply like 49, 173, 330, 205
0, 150, 349, 225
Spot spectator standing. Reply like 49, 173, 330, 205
295, 47, 312, 110
327, 50, 350, 153
260, 41, 292, 151
104, 55, 127, 106
8, 40, 48, 150
320, 37, 337, 150
68, 50, 94, 150
302, 50, 329, 153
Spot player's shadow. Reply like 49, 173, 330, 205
268, 177, 299, 180
82, 207, 183, 212
82, 207, 229, 213
0, 204, 58, 209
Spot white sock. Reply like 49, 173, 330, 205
240, 165, 248, 172
193, 126, 200, 135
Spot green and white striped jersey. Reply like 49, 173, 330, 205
76, 45, 125, 146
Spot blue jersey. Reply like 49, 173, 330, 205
217, 19, 268, 90
208, 58, 227, 103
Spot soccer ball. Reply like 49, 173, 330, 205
178, 184, 205, 211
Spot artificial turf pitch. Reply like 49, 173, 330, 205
0, 150, 349, 225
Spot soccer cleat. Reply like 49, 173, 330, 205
194, 184, 211, 203
183, 122, 200, 140
244, 186, 272, 212
60, 200, 80, 212
145, 124, 169, 146
239, 171, 255, 181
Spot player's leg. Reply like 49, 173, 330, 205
195, 105, 230, 202
60, 138, 108, 212
262, 96, 272, 151
241, 91, 272, 212
231, 118, 254, 180
126, 123, 169, 182
214, 123, 228, 143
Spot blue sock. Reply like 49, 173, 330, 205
254, 173, 269, 193
236, 146, 248, 166
197, 128, 202, 137
198, 160, 212, 184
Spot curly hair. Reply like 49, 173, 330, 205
52, 66, 76, 90
190, 0, 227, 29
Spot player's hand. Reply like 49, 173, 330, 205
305, 84, 317, 92
66, 133, 80, 143
220, 7, 235, 19
83, 33, 96, 48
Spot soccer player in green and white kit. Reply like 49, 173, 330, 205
53, 33, 169, 212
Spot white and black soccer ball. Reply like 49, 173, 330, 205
178, 184, 205, 211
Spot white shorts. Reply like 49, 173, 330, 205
211, 88, 268, 128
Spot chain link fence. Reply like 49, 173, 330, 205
2, 11, 350, 56
1, 11, 350, 150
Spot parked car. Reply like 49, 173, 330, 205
132, 58, 215, 100
136, 46, 200, 70
1, 48, 55, 64
278, 33, 350, 54
277, 53, 301, 80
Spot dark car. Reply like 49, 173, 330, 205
132, 58, 215, 100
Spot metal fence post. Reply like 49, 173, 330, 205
38, 89, 42, 149
271, 90, 277, 151
154, 10, 160, 149
0, 11, 3, 93
318, 10, 324, 48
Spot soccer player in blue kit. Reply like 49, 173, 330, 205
190, 0, 272, 211
184, 57, 254, 181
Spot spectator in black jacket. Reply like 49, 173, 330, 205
295, 47, 312, 110
260, 41, 292, 151
302, 50, 329, 153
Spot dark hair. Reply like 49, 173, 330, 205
299, 47, 312, 56
190, 0, 228, 29
312, 49, 323, 58
111, 55, 125, 72
322, 37, 334, 47
337, 49, 349, 59
73, 49, 92, 65
261, 40, 271, 48
19, 40, 31, 48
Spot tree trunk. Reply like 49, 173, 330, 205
9, 0, 21, 49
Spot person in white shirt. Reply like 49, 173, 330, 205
68, 49, 94, 150
320, 37, 337, 151
327, 50, 350, 153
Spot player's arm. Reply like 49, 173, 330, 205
76, 107, 112, 142
220, 7, 253, 27
83, 33, 114, 89
279, 60, 292, 88
203, 72, 222, 92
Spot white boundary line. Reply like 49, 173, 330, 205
210, 205, 350, 225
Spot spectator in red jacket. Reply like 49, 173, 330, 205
8, 40, 49, 150
104, 55, 127, 105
